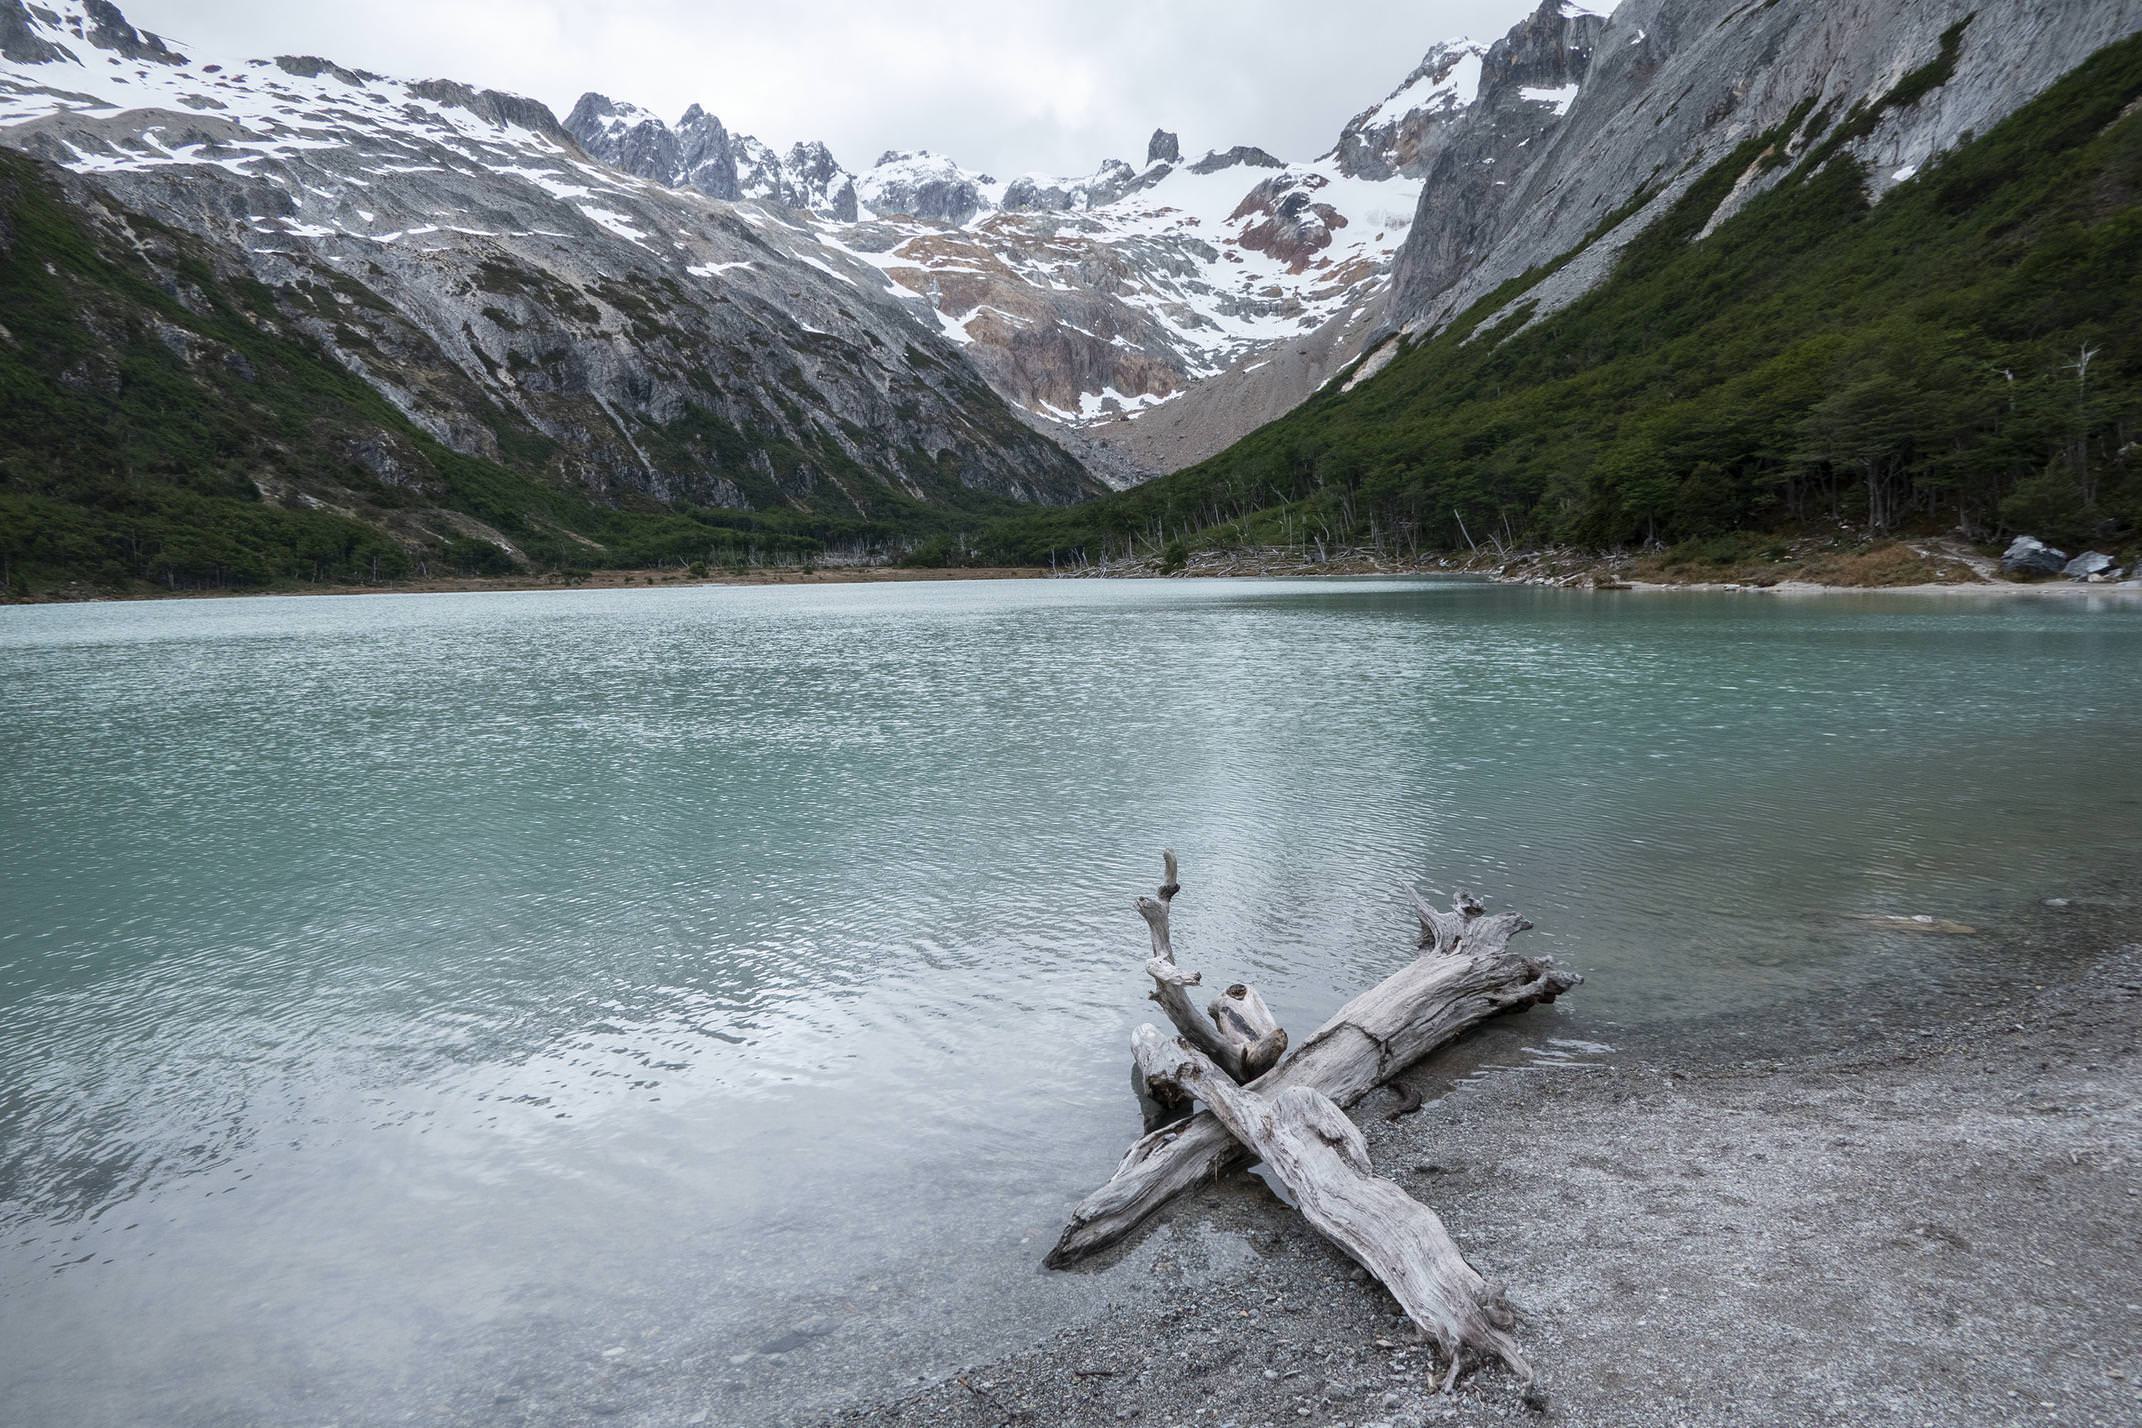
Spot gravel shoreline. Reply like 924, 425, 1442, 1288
810, 934, 2142, 1428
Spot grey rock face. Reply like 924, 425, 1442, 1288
675, 104, 739, 200
2062, 551, 2115, 579
410, 79, 572, 145
2, 0, 71, 63
275, 55, 381, 86
2003, 536, 2068, 576
565, 94, 856, 218
81, 0, 179, 64
1001, 160, 1135, 213
1387, 0, 2142, 338
565, 93, 680, 184
860, 151, 993, 225
1330, 41, 1488, 180
783, 140, 859, 220
1147, 129, 1180, 165
1187, 145, 1284, 175
1383, 0, 1607, 322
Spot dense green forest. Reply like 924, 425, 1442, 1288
968, 27, 2142, 569
0, 150, 1024, 597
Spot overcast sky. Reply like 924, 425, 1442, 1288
116, 1, 1544, 175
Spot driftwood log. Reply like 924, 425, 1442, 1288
1136, 850, 1288, 1086
1133, 1025, 1532, 1391
1048, 881, 1579, 1267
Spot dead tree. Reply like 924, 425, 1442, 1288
1049, 878, 1578, 1267
1136, 850, 1287, 1086
1133, 1025, 1532, 1392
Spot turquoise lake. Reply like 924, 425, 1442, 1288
2, 577, 2138, 1426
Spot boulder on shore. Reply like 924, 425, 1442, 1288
2062, 550, 2114, 580
2001, 535, 2067, 577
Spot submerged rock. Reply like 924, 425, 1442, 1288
2061, 550, 2114, 579
2001, 535, 2067, 577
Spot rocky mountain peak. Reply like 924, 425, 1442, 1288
859, 150, 997, 226
1330, 39, 1490, 179
1, 0, 70, 64
81, 0, 182, 65
564, 90, 858, 219
1146, 128, 1180, 165
565, 91, 683, 187
673, 104, 739, 199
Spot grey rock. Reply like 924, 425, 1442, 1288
407, 79, 571, 145
2, 0, 72, 63
564, 93, 680, 185
1187, 145, 1285, 175
2062, 550, 2114, 579
860, 151, 992, 225
1001, 160, 1135, 213
1388, 0, 2142, 339
2002, 536, 2068, 576
275, 55, 381, 86
783, 140, 860, 220
1330, 41, 1489, 180
675, 104, 739, 200
1146, 128, 1180, 165
82, 0, 181, 65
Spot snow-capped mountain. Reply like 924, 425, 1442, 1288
560, 31, 1553, 480
0, 0, 1093, 513
10, 0, 2109, 506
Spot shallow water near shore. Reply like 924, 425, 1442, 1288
2, 576, 2139, 1426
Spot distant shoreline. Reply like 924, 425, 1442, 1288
9, 544, 2139, 607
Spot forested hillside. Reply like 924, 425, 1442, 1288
0, 154, 1050, 596
972, 28, 2142, 566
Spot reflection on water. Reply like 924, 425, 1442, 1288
1, 578, 2138, 1425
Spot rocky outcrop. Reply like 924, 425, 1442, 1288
1383, 0, 1609, 325
564, 93, 858, 219
1002, 160, 1135, 213
2062, 551, 2116, 579
1147, 129, 1180, 166
674, 104, 739, 199
2, 0, 71, 63
782, 141, 859, 220
409, 80, 575, 147
1330, 41, 1488, 180
2003, 536, 2068, 576
564, 93, 680, 184
860, 150, 995, 225
1188, 145, 1285, 175
80, 0, 179, 64
1232, 174, 1348, 271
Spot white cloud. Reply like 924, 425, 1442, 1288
117, 0, 1544, 175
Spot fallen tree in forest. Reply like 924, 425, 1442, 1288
1048, 851, 1579, 1390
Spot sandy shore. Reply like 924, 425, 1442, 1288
809, 928, 2142, 1428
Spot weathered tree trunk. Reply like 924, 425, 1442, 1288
1136, 850, 1288, 1085
1132, 1025, 1532, 1391
1047, 888, 1578, 1268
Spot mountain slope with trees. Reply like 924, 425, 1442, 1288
969, 28, 2142, 568
0, 152, 1054, 595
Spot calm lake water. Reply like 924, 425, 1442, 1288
3, 577, 2139, 1426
